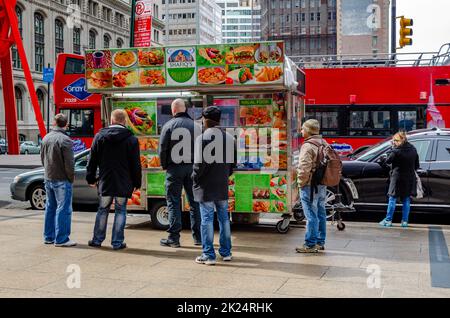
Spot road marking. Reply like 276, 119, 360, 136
428, 226, 450, 288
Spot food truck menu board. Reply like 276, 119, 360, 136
85, 41, 284, 91
231, 173, 288, 213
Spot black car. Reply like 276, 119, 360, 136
340, 128, 450, 212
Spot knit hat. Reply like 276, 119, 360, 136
302, 119, 320, 135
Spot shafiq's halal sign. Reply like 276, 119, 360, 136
166, 47, 197, 86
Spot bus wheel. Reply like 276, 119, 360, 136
149, 201, 170, 231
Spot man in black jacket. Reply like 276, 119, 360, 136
159, 99, 201, 248
192, 107, 236, 265
86, 109, 141, 250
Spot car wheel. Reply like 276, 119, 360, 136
149, 201, 170, 230
29, 184, 46, 210
24, 150, 29, 155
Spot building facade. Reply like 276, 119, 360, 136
0, 0, 164, 142
337, 0, 390, 58
217, 0, 261, 44
261, 0, 338, 57
158, 0, 222, 45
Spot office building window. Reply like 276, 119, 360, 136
103, 34, 110, 48
15, 87, 24, 121
12, 6, 23, 69
55, 19, 64, 56
73, 28, 81, 54
89, 30, 96, 49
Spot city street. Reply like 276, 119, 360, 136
0, 205, 450, 298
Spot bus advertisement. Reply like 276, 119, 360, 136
54, 53, 103, 151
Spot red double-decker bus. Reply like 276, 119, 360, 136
54, 53, 103, 151
304, 64, 450, 155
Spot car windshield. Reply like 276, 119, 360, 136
353, 138, 391, 162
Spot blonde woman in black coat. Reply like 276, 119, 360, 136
379, 131, 419, 228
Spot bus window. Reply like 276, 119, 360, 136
398, 111, 417, 132
64, 57, 85, 74
349, 110, 391, 136
305, 110, 339, 136
61, 109, 95, 137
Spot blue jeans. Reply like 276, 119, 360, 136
385, 196, 411, 222
300, 185, 327, 248
199, 200, 232, 260
44, 180, 73, 244
92, 196, 127, 248
165, 165, 201, 243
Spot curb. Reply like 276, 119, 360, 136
0, 165, 41, 169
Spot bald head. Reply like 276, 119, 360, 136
171, 99, 186, 116
111, 109, 127, 126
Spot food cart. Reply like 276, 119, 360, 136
85, 41, 307, 233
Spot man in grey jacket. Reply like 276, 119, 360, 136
40, 113, 76, 247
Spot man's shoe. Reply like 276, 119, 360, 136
315, 244, 325, 251
88, 240, 102, 248
221, 254, 233, 262
112, 243, 127, 251
295, 245, 318, 253
44, 240, 54, 245
379, 218, 393, 227
55, 240, 77, 247
195, 255, 216, 266
160, 238, 180, 248
401, 221, 409, 228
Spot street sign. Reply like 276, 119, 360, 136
132, 0, 153, 47
43, 67, 54, 83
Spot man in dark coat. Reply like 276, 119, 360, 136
159, 99, 201, 248
192, 106, 236, 265
86, 109, 142, 250
379, 132, 419, 228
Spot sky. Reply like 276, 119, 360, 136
396, 0, 450, 54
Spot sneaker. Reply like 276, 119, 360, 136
112, 243, 127, 251
221, 255, 233, 262
88, 240, 102, 248
195, 255, 216, 266
379, 218, 393, 227
401, 221, 409, 228
55, 240, 77, 247
160, 238, 181, 248
315, 244, 325, 251
44, 240, 54, 245
295, 245, 318, 253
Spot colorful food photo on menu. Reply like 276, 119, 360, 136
255, 65, 284, 84
226, 44, 256, 65
113, 70, 139, 88
197, 46, 225, 65
198, 67, 226, 85
138, 48, 165, 66
138, 137, 159, 152
239, 101, 273, 127
140, 152, 161, 169
86, 50, 112, 69
270, 201, 287, 213
127, 189, 142, 207
253, 200, 270, 213
255, 42, 284, 64
86, 70, 112, 89
226, 65, 254, 85
139, 68, 166, 86
113, 101, 157, 136
270, 174, 288, 212
112, 50, 138, 68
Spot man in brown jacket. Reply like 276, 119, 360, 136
296, 119, 328, 253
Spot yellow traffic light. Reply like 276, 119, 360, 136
398, 16, 413, 48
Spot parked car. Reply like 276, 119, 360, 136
10, 149, 98, 209
0, 139, 7, 154
20, 141, 41, 154
340, 128, 450, 212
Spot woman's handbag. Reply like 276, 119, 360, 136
415, 172, 424, 199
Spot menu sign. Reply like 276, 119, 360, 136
85, 41, 285, 91
112, 100, 157, 136
133, 0, 153, 47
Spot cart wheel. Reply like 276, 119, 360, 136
337, 222, 346, 231
276, 220, 290, 234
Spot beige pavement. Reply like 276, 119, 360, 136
0, 207, 449, 298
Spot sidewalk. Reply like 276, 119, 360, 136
0, 207, 450, 298
0, 155, 41, 169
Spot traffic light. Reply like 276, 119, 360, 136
399, 16, 413, 48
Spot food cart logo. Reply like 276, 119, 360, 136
64, 78, 92, 101
168, 49, 195, 67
